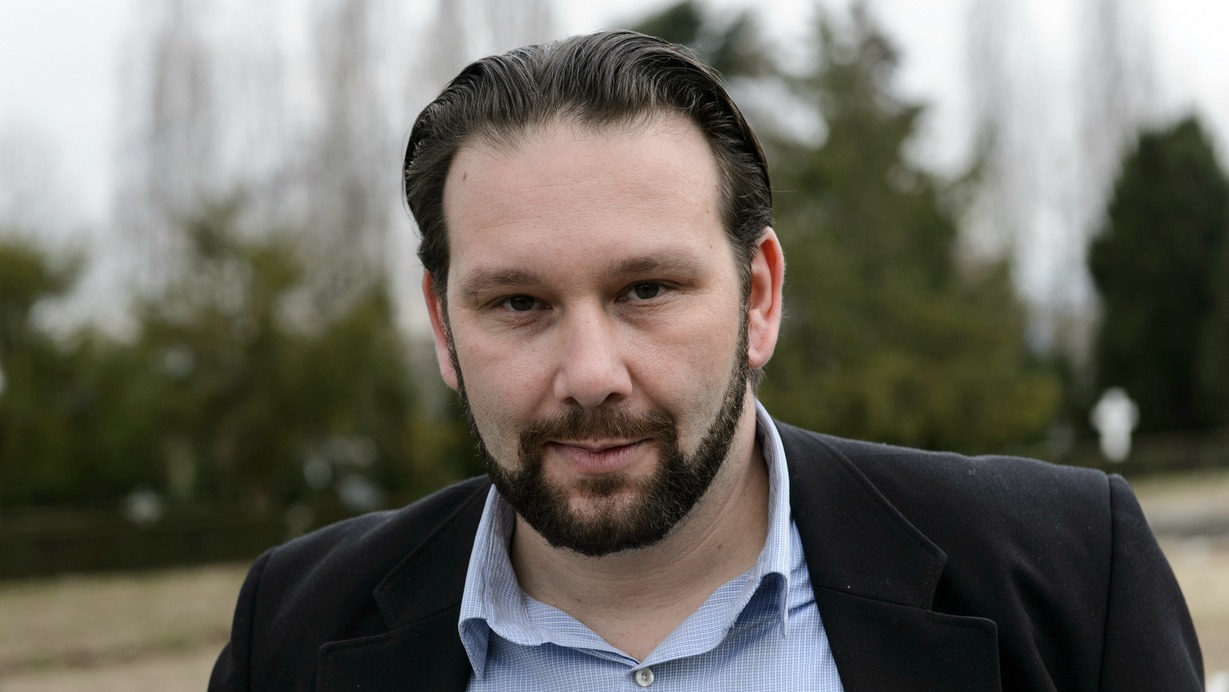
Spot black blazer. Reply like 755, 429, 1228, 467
210, 422, 1203, 691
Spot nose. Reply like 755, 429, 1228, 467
552, 305, 632, 409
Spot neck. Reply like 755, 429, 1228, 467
509, 401, 769, 659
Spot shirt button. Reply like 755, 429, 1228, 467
634, 667, 655, 687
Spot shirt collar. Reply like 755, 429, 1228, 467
457, 400, 795, 677
752, 399, 796, 632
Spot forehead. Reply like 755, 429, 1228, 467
441, 115, 728, 289
445, 114, 718, 215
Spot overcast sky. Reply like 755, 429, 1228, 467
1, 0, 1226, 306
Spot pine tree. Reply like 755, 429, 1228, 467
635, 2, 1059, 451
1089, 116, 1229, 432
761, 7, 1058, 452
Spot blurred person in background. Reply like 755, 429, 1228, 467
211, 30, 1202, 691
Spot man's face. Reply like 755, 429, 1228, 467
426, 115, 760, 556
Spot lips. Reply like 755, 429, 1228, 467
544, 439, 649, 474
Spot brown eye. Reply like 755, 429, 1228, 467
504, 296, 536, 311
630, 283, 662, 300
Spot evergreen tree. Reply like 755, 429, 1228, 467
1089, 116, 1229, 432
638, 2, 1059, 451
764, 8, 1056, 451
630, 0, 766, 80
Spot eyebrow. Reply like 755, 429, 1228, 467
611, 254, 703, 277
455, 251, 706, 303
456, 268, 545, 304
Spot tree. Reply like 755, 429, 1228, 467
1089, 116, 1229, 432
0, 240, 79, 506
768, 8, 1059, 451
299, 0, 393, 282
113, 0, 220, 296
0, 201, 476, 512
637, 2, 1059, 452
957, 0, 1161, 398
129, 200, 465, 507
0, 241, 150, 507
630, 0, 767, 81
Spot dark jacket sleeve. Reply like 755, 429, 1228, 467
209, 549, 273, 691
1098, 474, 1203, 689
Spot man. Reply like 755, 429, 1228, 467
211, 31, 1203, 691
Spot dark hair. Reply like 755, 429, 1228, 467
403, 30, 772, 295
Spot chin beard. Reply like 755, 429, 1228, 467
455, 358, 749, 557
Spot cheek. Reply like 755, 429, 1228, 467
454, 331, 547, 432
644, 305, 744, 411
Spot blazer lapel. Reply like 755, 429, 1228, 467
316, 607, 471, 692
779, 423, 1001, 691
316, 481, 490, 692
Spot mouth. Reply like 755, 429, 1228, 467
544, 439, 650, 474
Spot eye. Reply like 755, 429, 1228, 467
502, 295, 539, 312
624, 282, 664, 301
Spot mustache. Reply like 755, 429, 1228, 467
518, 407, 677, 457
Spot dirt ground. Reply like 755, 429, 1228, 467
1, 470, 1226, 691
0, 563, 243, 691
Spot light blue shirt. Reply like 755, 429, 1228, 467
458, 402, 844, 690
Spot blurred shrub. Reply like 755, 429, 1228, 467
0, 202, 474, 516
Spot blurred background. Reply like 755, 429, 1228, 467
0, 0, 1226, 688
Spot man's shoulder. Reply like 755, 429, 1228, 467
268, 475, 490, 575
770, 423, 1201, 687
249, 475, 491, 624
776, 419, 1108, 502
212, 476, 493, 685
775, 420, 1114, 555
776, 420, 1123, 625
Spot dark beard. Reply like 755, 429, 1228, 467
449, 322, 750, 557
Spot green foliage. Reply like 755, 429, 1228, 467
127, 203, 467, 507
1089, 117, 1229, 432
638, 3, 1060, 452
767, 9, 1059, 452
0, 241, 75, 352
0, 204, 473, 513
0, 241, 88, 505
631, 0, 767, 79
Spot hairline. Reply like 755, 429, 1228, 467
431, 107, 758, 302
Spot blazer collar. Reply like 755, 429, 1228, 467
317, 479, 489, 692
779, 421, 1001, 691
371, 482, 489, 629
779, 422, 947, 607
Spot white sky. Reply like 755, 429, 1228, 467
0, 0, 128, 232
3, 0, 1226, 219
1, 0, 1227, 314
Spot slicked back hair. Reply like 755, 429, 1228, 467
403, 30, 772, 298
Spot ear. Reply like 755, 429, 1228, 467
422, 271, 460, 391
746, 227, 784, 370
